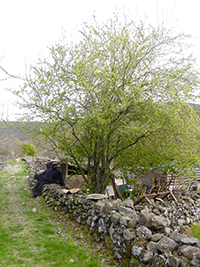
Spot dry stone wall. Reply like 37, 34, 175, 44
27, 159, 200, 267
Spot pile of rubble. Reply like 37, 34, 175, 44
26, 159, 200, 266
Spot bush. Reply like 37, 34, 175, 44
22, 142, 36, 157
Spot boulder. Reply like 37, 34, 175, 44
139, 249, 154, 263
119, 206, 137, 218
166, 254, 181, 267
156, 236, 179, 253
123, 228, 136, 242
147, 241, 158, 253
138, 208, 154, 228
110, 211, 121, 225
178, 245, 200, 260
119, 215, 130, 226
127, 216, 138, 228
132, 245, 143, 258
151, 233, 163, 242
86, 194, 108, 200
169, 230, 186, 243
136, 226, 152, 240
151, 215, 170, 230
180, 237, 199, 245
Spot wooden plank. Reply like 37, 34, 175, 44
145, 193, 157, 199
134, 191, 173, 205
111, 174, 124, 201
134, 193, 157, 205
144, 196, 152, 204
134, 197, 145, 205
170, 191, 178, 203
156, 191, 170, 199
155, 197, 165, 203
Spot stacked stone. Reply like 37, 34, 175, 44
26, 159, 200, 266
40, 183, 200, 267
25, 157, 52, 189
24, 157, 50, 172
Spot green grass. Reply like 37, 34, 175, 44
191, 224, 200, 244
0, 160, 107, 267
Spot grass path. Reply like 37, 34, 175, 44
0, 160, 112, 267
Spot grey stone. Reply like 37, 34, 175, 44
113, 251, 122, 260
180, 237, 199, 245
151, 215, 170, 230
119, 215, 129, 226
152, 208, 160, 215
122, 198, 134, 208
139, 249, 154, 263
151, 233, 163, 242
191, 257, 200, 266
109, 224, 120, 244
178, 245, 200, 260
182, 196, 194, 205
166, 255, 180, 267
136, 226, 152, 240
101, 201, 112, 214
132, 245, 143, 257
86, 194, 108, 200
178, 219, 185, 226
116, 227, 123, 235
169, 230, 186, 242
90, 216, 98, 228
98, 218, 106, 234
110, 212, 121, 225
147, 241, 158, 253
138, 208, 154, 227
86, 216, 92, 226
111, 199, 122, 210
123, 228, 136, 242
94, 201, 105, 211
87, 209, 96, 216
164, 227, 172, 237
151, 254, 166, 267
119, 206, 137, 218
127, 216, 138, 228
156, 236, 179, 253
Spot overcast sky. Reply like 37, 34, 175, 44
0, 0, 200, 119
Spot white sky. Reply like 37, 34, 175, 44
0, 0, 200, 119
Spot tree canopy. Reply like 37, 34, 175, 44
11, 16, 200, 192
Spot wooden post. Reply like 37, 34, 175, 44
111, 174, 124, 201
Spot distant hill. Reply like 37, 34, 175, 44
0, 122, 31, 141
0, 121, 45, 141
1, 103, 200, 141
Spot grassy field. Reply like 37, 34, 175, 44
0, 160, 113, 267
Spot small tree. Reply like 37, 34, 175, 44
22, 142, 36, 157
11, 15, 200, 192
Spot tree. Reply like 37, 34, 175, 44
11, 16, 200, 193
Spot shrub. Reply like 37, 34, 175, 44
22, 142, 36, 157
